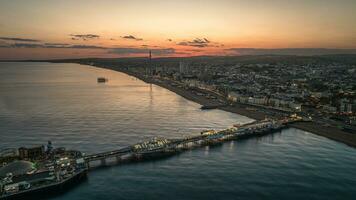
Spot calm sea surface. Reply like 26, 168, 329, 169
0, 62, 355, 200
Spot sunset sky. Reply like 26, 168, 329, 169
1, 0, 356, 60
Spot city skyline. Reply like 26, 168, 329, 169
1, 0, 356, 59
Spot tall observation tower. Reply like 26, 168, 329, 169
147, 50, 152, 76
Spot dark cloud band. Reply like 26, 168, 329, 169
177, 38, 218, 48
2, 42, 175, 56
121, 35, 143, 41
70, 34, 100, 41
7, 43, 105, 49
0, 37, 40, 42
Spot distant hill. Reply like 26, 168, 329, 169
226, 48, 356, 56
4, 54, 356, 66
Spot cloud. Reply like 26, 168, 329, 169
177, 38, 215, 48
8, 42, 106, 49
121, 35, 143, 41
5, 42, 173, 56
141, 44, 160, 48
225, 48, 356, 56
151, 48, 175, 55
69, 45, 106, 49
11, 43, 44, 48
109, 47, 175, 55
70, 34, 100, 41
1, 37, 177, 56
0, 37, 41, 42
0, 40, 9, 47
44, 43, 70, 46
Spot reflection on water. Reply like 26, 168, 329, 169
0, 62, 251, 152
1, 62, 356, 200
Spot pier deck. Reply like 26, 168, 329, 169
84, 116, 307, 168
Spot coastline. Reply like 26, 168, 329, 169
61, 62, 356, 148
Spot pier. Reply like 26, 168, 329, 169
1, 115, 309, 199
83, 115, 308, 169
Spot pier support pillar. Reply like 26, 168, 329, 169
100, 158, 106, 166
116, 156, 122, 163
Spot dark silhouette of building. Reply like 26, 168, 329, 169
18, 146, 45, 160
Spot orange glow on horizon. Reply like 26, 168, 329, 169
0, 0, 355, 59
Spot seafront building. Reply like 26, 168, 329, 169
0, 142, 87, 199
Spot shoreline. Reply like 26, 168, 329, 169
64, 62, 356, 148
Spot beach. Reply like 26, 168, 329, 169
86, 64, 356, 148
